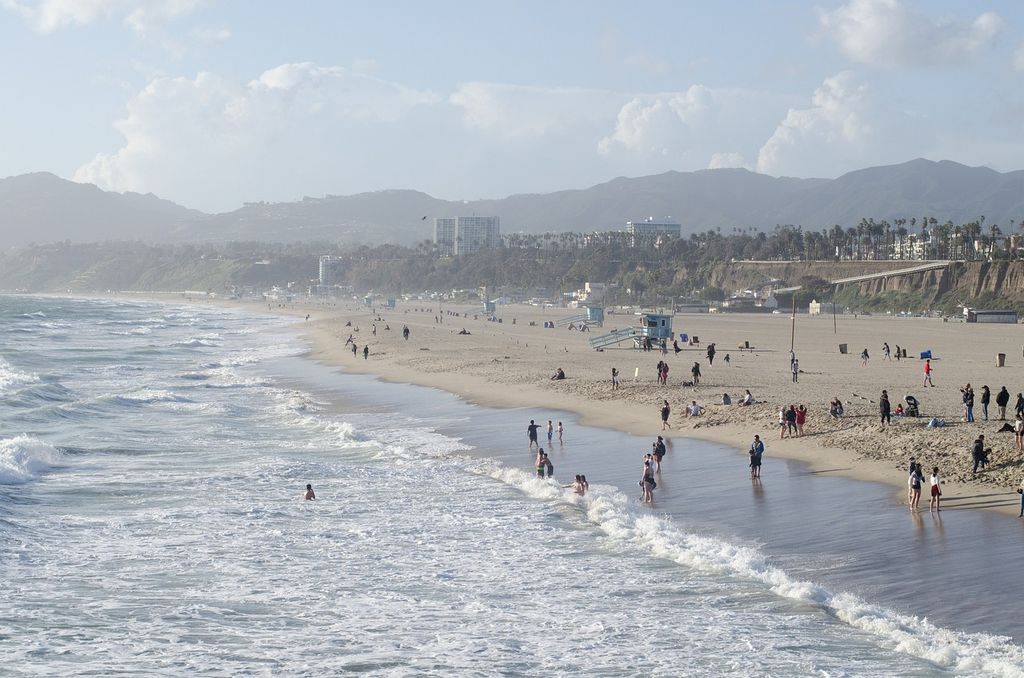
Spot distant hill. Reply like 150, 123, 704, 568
3, 159, 1024, 247
0, 172, 202, 245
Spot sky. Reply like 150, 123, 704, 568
2, 0, 1023, 212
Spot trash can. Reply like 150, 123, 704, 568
839, 343, 848, 354
997, 353, 1006, 367
920, 350, 932, 359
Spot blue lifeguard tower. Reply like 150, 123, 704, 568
483, 301, 497, 314
640, 312, 673, 341
384, 298, 396, 310
587, 310, 674, 350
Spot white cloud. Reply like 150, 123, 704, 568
757, 72, 872, 176
2, 0, 200, 34
1014, 43, 1024, 72
75, 64, 442, 209
708, 152, 747, 170
597, 86, 790, 172
818, 0, 1003, 67
450, 82, 619, 140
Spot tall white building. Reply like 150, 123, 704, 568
626, 218, 681, 245
434, 216, 501, 256
318, 255, 337, 287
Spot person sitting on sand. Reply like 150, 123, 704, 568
894, 403, 905, 416
458, 328, 471, 335
304, 484, 316, 500
686, 401, 705, 417
721, 392, 732, 406
829, 398, 844, 418
740, 390, 754, 406
551, 368, 566, 380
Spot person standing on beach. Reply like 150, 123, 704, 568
980, 385, 991, 421
923, 359, 934, 387
996, 386, 1010, 420
785, 405, 797, 436
795, 405, 807, 437
961, 384, 975, 423
707, 343, 716, 365
883, 342, 891, 361
909, 463, 923, 511
1018, 476, 1024, 517
611, 367, 620, 390
879, 390, 891, 428
402, 325, 410, 341
654, 436, 666, 471
1016, 393, 1024, 419
972, 435, 986, 474
929, 467, 942, 512
547, 420, 554, 445
640, 455, 656, 503
351, 343, 358, 357
860, 348, 869, 366
778, 406, 789, 439
1015, 414, 1024, 452
527, 420, 540, 449
895, 344, 902, 361
691, 362, 701, 387
791, 358, 799, 383
557, 421, 564, 444
660, 400, 672, 430
749, 435, 764, 478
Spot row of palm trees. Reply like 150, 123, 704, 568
493, 217, 1024, 262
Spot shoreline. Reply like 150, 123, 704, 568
36, 291, 1024, 518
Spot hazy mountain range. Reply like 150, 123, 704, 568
3, 159, 1024, 248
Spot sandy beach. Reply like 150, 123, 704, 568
168, 295, 1024, 517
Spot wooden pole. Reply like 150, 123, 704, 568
832, 284, 838, 334
790, 290, 797, 353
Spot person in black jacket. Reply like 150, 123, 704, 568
980, 385, 991, 421
996, 386, 1011, 420
879, 390, 891, 427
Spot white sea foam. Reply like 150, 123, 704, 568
107, 389, 194, 406
0, 356, 39, 393
0, 435, 61, 484
480, 463, 1024, 676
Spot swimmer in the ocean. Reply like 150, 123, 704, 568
304, 483, 316, 500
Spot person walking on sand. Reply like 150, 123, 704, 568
879, 390, 891, 428
883, 342, 891, 361
304, 483, 316, 500
972, 435, 986, 475
691, 362, 701, 387
749, 435, 764, 478
351, 343, 358, 357
980, 385, 991, 421
362, 345, 369, 360
996, 386, 1010, 420
1016, 392, 1024, 419
611, 367, 620, 390
895, 344, 902, 361
860, 348, 869, 366
527, 420, 540, 449
929, 467, 942, 512
923, 358, 934, 387
791, 358, 799, 383
707, 343, 716, 366
660, 400, 672, 430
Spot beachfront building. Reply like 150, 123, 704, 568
963, 308, 1018, 323
808, 299, 843, 315
434, 216, 501, 256
626, 218, 681, 247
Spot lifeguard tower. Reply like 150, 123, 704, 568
556, 305, 605, 328
483, 300, 497, 314
588, 311, 675, 350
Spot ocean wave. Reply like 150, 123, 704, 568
0, 435, 61, 485
104, 389, 194, 406
18, 311, 46, 318
481, 464, 1024, 676
0, 357, 40, 393
171, 337, 220, 348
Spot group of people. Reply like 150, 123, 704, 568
960, 383, 1012, 422
639, 436, 668, 503
528, 419, 564, 448
778, 404, 808, 438
906, 461, 942, 512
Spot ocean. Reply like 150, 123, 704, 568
2, 295, 1023, 677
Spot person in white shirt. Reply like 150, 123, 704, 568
929, 467, 942, 512
740, 390, 754, 406
1015, 416, 1024, 452
686, 401, 705, 417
